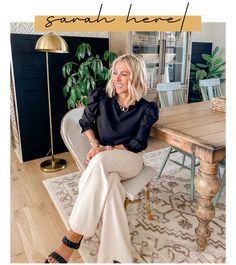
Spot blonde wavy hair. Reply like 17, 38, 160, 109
106, 54, 148, 106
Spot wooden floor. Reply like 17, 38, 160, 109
10, 137, 167, 263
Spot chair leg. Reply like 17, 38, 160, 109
217, 165, 221, 177
145, 184, 153, 221
124, 198, 129, 210
212, 168, 226, 207
181, 154, 186, 167
156, 147, 172, 180
124, 197, 142, 210
190, 157, 196, 201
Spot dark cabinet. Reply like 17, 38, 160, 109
188, 42, 213, 102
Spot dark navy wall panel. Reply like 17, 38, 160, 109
11, 33, 108, 161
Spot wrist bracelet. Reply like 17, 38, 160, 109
105, 145, 114, 150
89, 139, 99, 147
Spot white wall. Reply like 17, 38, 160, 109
192, 22, 226, 61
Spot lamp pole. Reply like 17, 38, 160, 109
46, 51, 55, 166
35, 33, 68, 172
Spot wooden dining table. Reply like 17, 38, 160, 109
150, 100, 226, 251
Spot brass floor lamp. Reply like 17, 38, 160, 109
35, 33, 69, 172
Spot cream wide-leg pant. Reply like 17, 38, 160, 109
69, 149, 144, 263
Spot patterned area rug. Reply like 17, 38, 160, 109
43, 148, 226, 263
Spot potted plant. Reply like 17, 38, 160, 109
189, 46, 226, 100
62, 43, 117, 109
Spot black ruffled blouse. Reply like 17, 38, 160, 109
79, 87, 159, 153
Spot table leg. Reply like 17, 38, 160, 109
194, 160, 220, 251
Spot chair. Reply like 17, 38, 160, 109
60, 108, 157, 220
157, 81, 186, 106
199, 78, 223, 101
211, 160, 226, 207
199, 78, 226, 206
156, 82, 198, 201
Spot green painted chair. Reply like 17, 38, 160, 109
156, 82, 198, 201
212, 160, 226, 207
157, 81, 186, 106
199, 78, 226, 206
199, 78, 223, 101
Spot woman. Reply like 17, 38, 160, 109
45, 54, 159, 263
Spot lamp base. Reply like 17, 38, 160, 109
40, 158, 67, 172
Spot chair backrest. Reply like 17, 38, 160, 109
156, 81, 186, 107
60, 108, 90, 172
199, 78, 223, 101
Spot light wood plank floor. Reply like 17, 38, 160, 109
11, 137, 167, 263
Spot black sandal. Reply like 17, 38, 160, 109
45, 236, 83, 263
45, 252, 67, 263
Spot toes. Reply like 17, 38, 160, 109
47, 257, 55, 263
46, 257, 52, 263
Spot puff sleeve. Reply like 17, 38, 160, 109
79, 87, 105, 133
123, 102, 159, 152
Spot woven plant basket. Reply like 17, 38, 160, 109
211, 96, 226, 112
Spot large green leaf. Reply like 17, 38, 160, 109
210, 62, 225, 74
196, 69, 207, 80
67, 76, 73, 87
211, 69, 225, 77
76, 43, 90, 60
62, 64, 68, 78
103, 50, 110, 61
92, 58, 103, 75
81, 96, 88, 107
62, 63, 72, 78
70, 88, 77, 102
109, 52, 117, 64
62, 84, 69, 97
79, 83, 85, 95
67, 97, 76, 109
83, 78, 90, 94
78, 66, 88, 79
202, 54, 211, 63
75, 85, 82, 99
211, 46, 220, 58
100, 67, 110, 80
67, 75, 77, 87
195, 63, 208, 69
62, 62, 78, 78
213, 57, 224, 66
86, 44, 91, 57
103, 51, 117, 64
90, 78, 96, 90
81, 58, 93, 69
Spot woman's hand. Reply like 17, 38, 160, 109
86, 145, 99, 163
85, 145, 107, 164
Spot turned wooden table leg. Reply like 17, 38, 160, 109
194, 160, 220, 251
